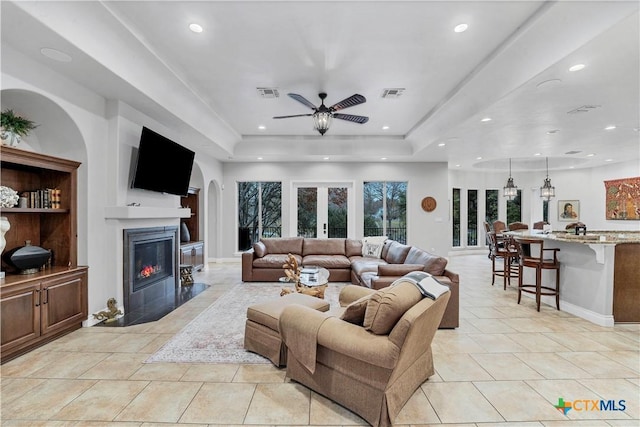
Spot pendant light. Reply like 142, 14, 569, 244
503, 158, 518, 200
540, 157, 555, 200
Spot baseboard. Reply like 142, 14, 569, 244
208, 257, 241, 264
521, 293, 615, 327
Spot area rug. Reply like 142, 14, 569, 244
145, 282, 343, 364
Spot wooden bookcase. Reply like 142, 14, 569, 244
180, 187, 204, 271
1, 146, 88, 363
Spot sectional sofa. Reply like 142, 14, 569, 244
241, 237, 459, 328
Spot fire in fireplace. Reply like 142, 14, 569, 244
124, 226, 178, 315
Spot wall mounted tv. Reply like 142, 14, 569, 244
131, 126, 195, 197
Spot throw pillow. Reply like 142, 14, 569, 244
362, 236, 388, 258
363, 281, 422, 335
339, 294, 372, 325
253, 241, 267, 258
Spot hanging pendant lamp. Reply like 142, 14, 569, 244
540, 157, 555, 200
503, 158, 518, 200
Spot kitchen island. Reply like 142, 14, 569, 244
507, 230, 639, 327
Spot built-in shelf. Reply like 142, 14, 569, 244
104, 206, 191, 220
0, 208, 70, 214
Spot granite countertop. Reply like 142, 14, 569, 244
505, 230, 640, 244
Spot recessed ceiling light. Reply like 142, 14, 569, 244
481, 117, 492, 122
323, 157, 329, 160
438, 143, 446, 147
381, 157, 387, 160
382, 125, 389, 130
258, 125, 266, 130
455, 164, 461, 167
476, 156, 482, 160
569, 63, 585, 72
605, 158, 613, 162
40, 47, 72, 62
454, 23, 468, 33
586, 153, 595, 157
534, 153, 541, 156
604, 125, 616, 130
257, 157, 263, 160
189, 23, 203, 33
569, 166, 575, 169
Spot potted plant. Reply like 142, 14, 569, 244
1, 109, 38, 147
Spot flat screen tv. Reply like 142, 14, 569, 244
131, 127, 195, 196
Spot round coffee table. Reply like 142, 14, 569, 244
280, 267, 330, 298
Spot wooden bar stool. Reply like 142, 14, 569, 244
513, 237, 560, 311
488, 232, 519, 290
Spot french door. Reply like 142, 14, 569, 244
293, 183, 353, 238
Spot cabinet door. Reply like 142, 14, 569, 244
193, 242, 204, 270
180, 246, 194, 266
1, 282, 41, 353
41, 271, 88, 336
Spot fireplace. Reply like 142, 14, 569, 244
123, 226, 178, 315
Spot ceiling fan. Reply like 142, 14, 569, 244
273, 92, 369, 135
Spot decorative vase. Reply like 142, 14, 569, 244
0, 128, 21, 147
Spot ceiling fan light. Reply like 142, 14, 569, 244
313, 111, 332, 135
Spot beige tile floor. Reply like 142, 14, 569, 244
1, 254, 638, 426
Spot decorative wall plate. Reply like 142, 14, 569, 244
421, 196, 437, 212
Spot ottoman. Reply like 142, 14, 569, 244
244, 293, 330, 367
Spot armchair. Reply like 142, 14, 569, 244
279, 282, 450, 427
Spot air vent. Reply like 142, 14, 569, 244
257, 87, 280, 98
381, 88, 405, 98
567, 105, 600, 114
565, 150, 582, 155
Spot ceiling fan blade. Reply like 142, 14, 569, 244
287, 93, 318, 110
329, 94, 366, 111
333, 113, 369, 124
273, 114, 313, 119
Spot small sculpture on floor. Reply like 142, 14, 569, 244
93, 298, 123, 323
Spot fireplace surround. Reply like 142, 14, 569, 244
123, 226, 178, 315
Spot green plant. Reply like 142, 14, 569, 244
0, 109, 38, 136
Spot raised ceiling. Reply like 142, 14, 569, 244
1, 1, 638, 171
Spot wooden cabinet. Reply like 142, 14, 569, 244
1, 146, 88, 363
1, 267, 88, 362
180, 241, 204, 271
180, 187, 200, 241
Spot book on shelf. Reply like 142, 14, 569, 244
19, 188, 61, 209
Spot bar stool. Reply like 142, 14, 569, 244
513, 237, 560, 311
488, 232, 519, 290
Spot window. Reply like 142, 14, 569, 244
452, 188, 461, 247
506, 189, 522, 224
467, 189, 478, 246
238, 181, 282, 250
485, 189, 498, 223
363, 181, 407, 243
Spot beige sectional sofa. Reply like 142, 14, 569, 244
241, 237, 459, 328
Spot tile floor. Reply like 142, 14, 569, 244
1, 254, 638, 426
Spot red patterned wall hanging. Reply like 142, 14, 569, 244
604, 176, 640, 220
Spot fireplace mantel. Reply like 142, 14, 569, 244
105, 206, 191, 220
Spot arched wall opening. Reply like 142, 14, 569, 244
1, 88, 89, 264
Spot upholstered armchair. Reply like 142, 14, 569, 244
279, 282, 450, 427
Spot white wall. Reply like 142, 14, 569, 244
221, 161, 450, 258
449, 160, 640, 250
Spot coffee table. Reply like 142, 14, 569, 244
280, 267, 330, 298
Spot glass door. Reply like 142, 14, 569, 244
296, 184, 350, 238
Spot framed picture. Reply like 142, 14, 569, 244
558, 200, 580, 221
